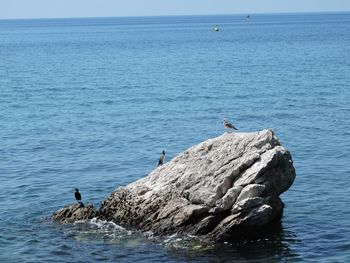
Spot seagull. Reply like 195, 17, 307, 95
223, 119, 238, 131
74, 189, 84, 207
158, 150, 165, 166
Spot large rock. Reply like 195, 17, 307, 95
51, 130, 295, 241
97, 129, 296, 240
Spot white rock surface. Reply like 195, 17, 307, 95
97, 129, 296, 240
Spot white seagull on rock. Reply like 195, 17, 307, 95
223, 119, 238, 131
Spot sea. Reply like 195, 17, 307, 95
0, 12, 349, 262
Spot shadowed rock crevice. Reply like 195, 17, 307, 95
51, 129, 296, 241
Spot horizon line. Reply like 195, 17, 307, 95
0, 10, 349, 21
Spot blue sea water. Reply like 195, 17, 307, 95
1, 12, 350, 262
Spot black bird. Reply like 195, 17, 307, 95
74, 189, 84, 207
158, 150, 165, 166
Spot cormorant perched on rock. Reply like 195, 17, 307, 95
223, 119, 238, 131
158, 150, 165, 166
74, 189, 84, 207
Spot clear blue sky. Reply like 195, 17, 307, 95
1, 0, 350, 19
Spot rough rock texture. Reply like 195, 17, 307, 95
98, 129, 296, 240
51, 130, 295, 240
51, 204, 97, 224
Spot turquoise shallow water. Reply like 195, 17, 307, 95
1, 13, 350, 262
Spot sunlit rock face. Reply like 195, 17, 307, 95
98, 129, 296, 241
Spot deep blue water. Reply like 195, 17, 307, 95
1, 12, 350, 262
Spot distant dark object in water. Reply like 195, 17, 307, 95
75, 189, 84, 207
223, 119, 238, 131
158, 150, 165, 166
246, 15, 251, 21
213, 25, 219, 31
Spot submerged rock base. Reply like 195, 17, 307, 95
52, 129, 296, 241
